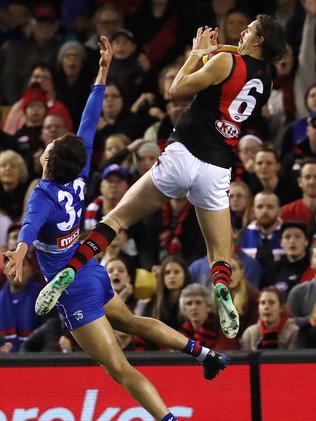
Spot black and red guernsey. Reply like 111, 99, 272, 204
169, 53, 271, 169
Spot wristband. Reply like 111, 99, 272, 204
191, 44, 238, 58
191, 45, 219, 57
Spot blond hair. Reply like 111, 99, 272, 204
0, 150, 28, 183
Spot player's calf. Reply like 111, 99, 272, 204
211, 261, 240, 339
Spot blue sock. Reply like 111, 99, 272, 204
161, 414, 177, 421
182, 338, 209, 362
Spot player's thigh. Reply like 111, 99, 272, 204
104, 293, 136, 332
195, 206, 232, 262
104, 171, 169, 227
71, 316, 130, 374
188, 160, 231, 211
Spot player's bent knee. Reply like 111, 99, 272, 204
129, 314, 145, 335
102, 361, 132, 384
118, 314, 139, 335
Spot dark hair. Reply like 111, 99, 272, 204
46, 134, 86, 184
102, 82, 126, 115
29, 62, 56, 82
260, 286, 292, 318
107, 255, 136, 285
256, 15, 287, 65
106, 82, 124, 97
299, 157, 316, 175
223, 7, 251, 26
305, 84, 316, 111
260, 286, 284, 305
7, 222, 22, 238
256, 143, 279, 162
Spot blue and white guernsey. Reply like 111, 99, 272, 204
241, 218, 285, 262
19, 84, 105, 281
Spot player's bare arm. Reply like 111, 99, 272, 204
95, 35, 113, 84
169, 27, 234, 98
4, 242, 28, 283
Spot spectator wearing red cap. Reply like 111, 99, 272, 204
1, 1, 61, 104
33, 2, 58, 21
13, 82, 47, 173
3, 62, 73, 136
22, 82, 47, 110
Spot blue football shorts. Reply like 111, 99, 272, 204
55, 259, 114, 330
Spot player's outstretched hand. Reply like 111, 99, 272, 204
192, 26, 223, 57
203, 350, 230, 380
3, 242, 28, 283
98, 35, 113, 69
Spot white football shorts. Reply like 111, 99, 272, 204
151, 141, 231, 211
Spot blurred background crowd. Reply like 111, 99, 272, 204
0, 0, 316, 354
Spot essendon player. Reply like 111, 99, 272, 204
35, 16, 286, 340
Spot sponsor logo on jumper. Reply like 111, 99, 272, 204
215, 119, 240, 139
57, 226, 80, 249
73, 310, 84, 320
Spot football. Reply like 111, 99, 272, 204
202, 44, 239, 64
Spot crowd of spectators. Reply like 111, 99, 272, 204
0, 0, 316, 354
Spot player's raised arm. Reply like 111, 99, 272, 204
94, 35, 113, 85
169, 27, 233, 98
77, 36, 113, 180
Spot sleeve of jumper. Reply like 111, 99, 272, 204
77, 84, 106, 180
18, 188, 54, 247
